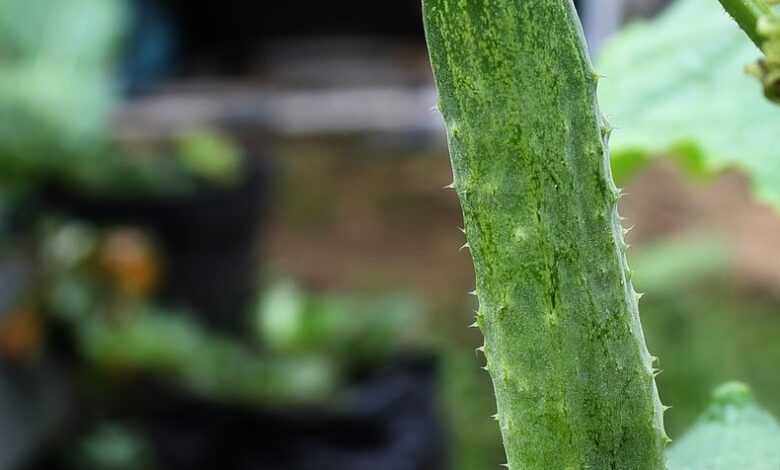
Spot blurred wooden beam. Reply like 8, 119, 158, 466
114, 83, 445, 142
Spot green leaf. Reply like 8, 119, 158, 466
597, 0, 780, 208
0, 0, 126, 182
667, 382, 780, 469
254, 281, 415, 366
80, 307, 336, 404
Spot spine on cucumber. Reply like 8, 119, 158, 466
422, 1, 669, 468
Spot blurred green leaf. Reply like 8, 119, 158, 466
254, 281, 417, 367
254, 280, 307, 352
631, 235, 729, 295
667, 382, 780, 469
81, 307, 337, 405
597, 0, 780, 207
0, 0, 126, 182
78, 423, 154, 470
441, 347, 506, 470
175, 129, 243, 187
0, 0, 125, 62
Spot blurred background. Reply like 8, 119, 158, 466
2, 1, 780, 469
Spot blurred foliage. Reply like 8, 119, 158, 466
440, 348, 505, 470
37, 220, 420, 406
631, 236, 780, 437
631, 235, 730, 294
75, 423, 155, 470
175, 130, 243, 187
69, 128, 246, 196
598, 0, 780, 208
0, 0, 246, 196
41, 222, 337, 404
667, 382, 780, 469
254, 281, 416, 368
641, 280, 780, 437
0, 0, 125, 184
80, 306, 337, 405
61, 151, 198, 197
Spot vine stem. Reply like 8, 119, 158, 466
717, 0, 773, 47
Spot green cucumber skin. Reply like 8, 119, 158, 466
423, 1, 669, 468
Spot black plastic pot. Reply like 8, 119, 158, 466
109, 354, 446, 470
39, 157, 273, 334
0, 362, 73, 470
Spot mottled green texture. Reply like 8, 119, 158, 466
423, 1, 668, 468
668, 383, 780, 469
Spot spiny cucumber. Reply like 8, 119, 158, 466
423, 1, 669, 468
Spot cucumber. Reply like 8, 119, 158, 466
423, 1, 669, 468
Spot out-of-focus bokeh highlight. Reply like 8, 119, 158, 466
2, 1, 780, 469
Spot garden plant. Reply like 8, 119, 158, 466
423, 0, 780, 468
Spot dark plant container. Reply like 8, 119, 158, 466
105, 354, 446, 470
0, 361, 73, 470
39, 157, 273, 334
